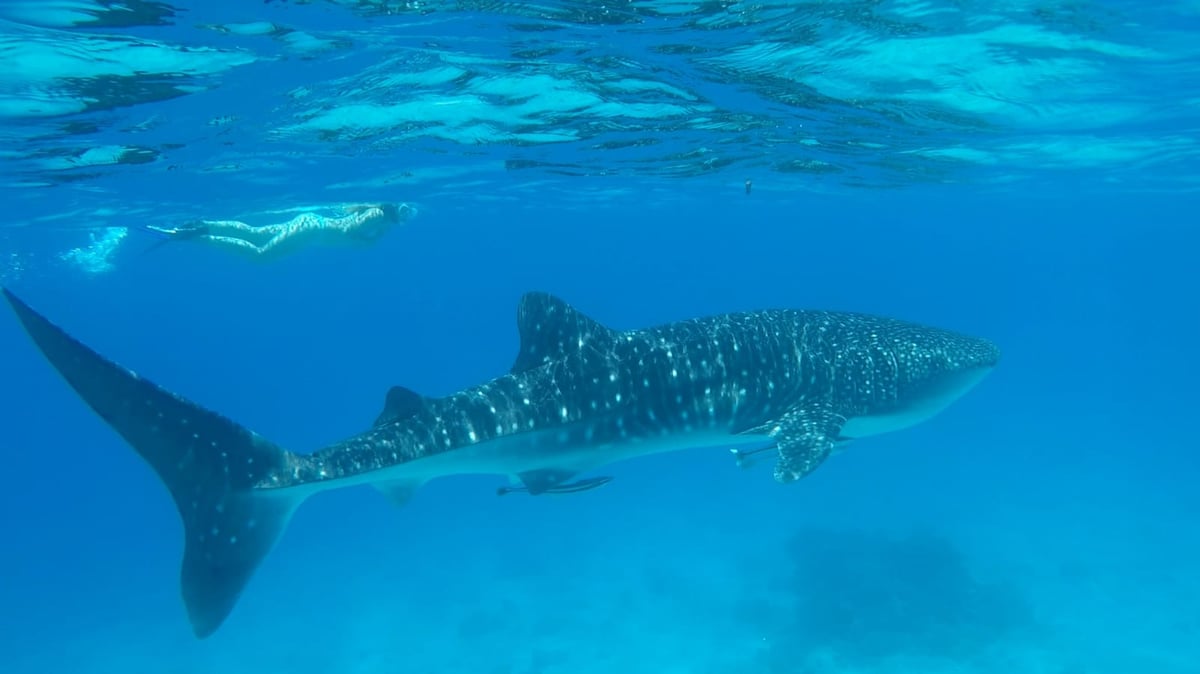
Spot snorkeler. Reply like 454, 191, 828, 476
144, 202, 415, 259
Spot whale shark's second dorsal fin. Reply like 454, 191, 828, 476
374, 385, 430, 427
370, 386, 434, 506
511, 292, 616, 373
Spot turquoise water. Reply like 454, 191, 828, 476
1, 2, 1197, 673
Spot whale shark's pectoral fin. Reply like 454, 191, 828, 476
769, 405, 847, 483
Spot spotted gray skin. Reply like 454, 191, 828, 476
3, 289, 998, 639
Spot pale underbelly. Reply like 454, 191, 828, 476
315, 423, 762, 493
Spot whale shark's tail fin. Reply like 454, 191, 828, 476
3, 289, 302, 639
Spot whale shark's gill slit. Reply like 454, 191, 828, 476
2, 289, 301, 639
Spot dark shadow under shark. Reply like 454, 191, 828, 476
2, 288, 999, 638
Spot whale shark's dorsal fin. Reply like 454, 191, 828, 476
374, 385, 429, 427
511, 292, 617, 373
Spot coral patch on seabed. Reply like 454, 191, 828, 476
761, 527, 1034, 673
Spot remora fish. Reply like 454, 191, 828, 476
2, 289, 999, 638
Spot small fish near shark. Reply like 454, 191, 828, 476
2, 288, 999, 638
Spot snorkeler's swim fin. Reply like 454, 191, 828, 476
3, 288, 304, 638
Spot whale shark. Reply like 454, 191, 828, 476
3, 288, 999, 638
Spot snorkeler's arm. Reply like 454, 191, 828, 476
342, 203, 415, 224
324, 207, 387, 233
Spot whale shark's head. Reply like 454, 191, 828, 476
843, 330, 999, 439
912, 331, 999, 404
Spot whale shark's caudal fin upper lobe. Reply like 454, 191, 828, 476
3, 289, 301, 638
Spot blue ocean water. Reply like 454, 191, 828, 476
1, 1, 1197, 673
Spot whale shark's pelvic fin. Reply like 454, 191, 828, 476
498, 472, 614, 496
373, 478, 425, 507
517, 468, 578, 495
3, 289, 301, 639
